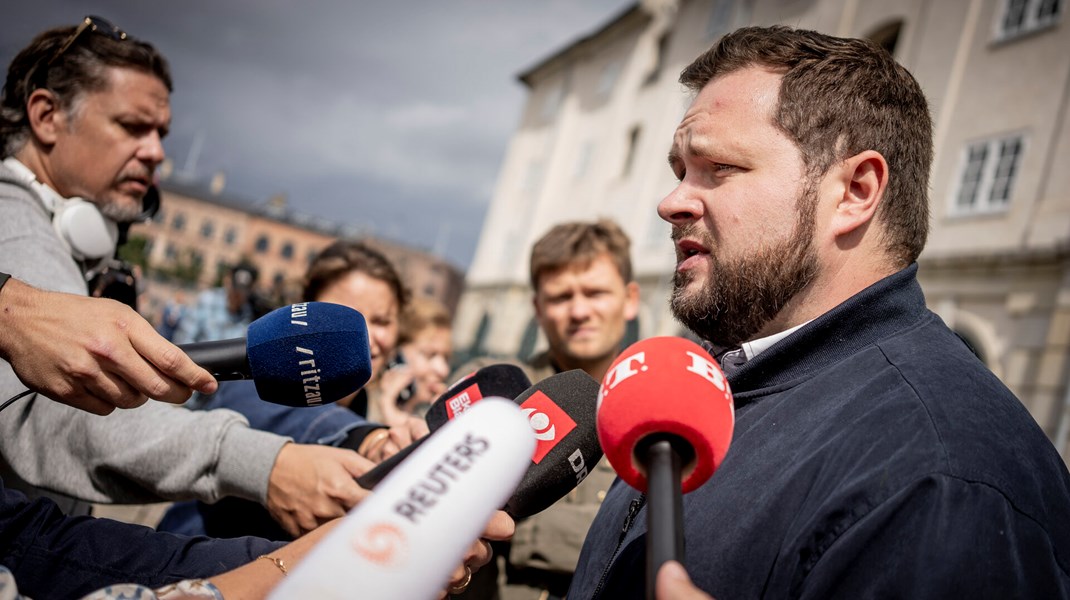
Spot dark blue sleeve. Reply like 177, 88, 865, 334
0, 479, 284, 599
205, 380, 369, 445
797, 474, 1070, 599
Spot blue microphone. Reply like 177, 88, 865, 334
179, 301, 372, 407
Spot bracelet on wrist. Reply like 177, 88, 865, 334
257, 554, 287, 575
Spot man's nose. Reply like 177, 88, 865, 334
138, 131, 166, 167
569, 296, 593, 320
657, 183, 705, 225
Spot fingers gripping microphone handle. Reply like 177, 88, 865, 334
356, 436, 428, 489
178, 338, 250, 381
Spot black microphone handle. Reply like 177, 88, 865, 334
639, 435, 689, 600
178, 338, 251, 381
356, 435, 429, 489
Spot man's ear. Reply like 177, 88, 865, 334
25, 88, 65, 146
623, 281, 640, 321
830, 150, 888, 237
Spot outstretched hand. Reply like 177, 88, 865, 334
266, 443, 375, 537
0, 279, 217, 415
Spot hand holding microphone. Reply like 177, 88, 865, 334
597, 336, 735, 599
0, 278, 217, 415
359, 359, 522, 464
179, 301, 373, 407
356, 367, 605, 521
356, 364, 532, 488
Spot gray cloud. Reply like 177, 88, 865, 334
3, 0, 631, 266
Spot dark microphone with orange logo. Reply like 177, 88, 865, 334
357, 364, 532, 488
597, 336, 736, 599
358, 368, 604, 520
503, 368, 602, 519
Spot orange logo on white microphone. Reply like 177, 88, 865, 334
352, 523, 407, 567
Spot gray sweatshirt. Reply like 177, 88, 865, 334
0, 161, 288, 508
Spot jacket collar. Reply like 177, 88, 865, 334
726, 264, 929, 402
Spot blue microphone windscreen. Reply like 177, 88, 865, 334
247, 302, 372, 407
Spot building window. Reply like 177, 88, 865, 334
172, 213, 186, 231
644, 33, 671, 86
998, 0, 1062, 39
540, 82, 565, 121
573, 141, 594, 180
596, 60, 621, 100
165, 243, 177, 260
705, 0, 735, 40
223, 227, 237, 246
953, 134, 1024, 215
622, 126, 641, 177
281, 242, 294, 260
255, 234, 270, 254
200, 219, 214, 240
868, 20, 903, 55
521, 160, 545, 197
517, 317, 540, 362
306, 249, 319, 266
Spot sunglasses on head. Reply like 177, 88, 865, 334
48, 15, 127, 66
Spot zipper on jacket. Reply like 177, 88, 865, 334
592, 494, 646, 599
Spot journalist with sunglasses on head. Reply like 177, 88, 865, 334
0, 17, 382, 597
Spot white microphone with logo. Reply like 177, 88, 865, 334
269, 399, 535, 599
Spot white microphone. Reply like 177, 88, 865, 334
269, 399, 535, 599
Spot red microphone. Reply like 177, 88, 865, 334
596, 336, 735, 599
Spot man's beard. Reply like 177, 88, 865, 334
96, 167, 155, 223
97, 199, 144, 223
670, 187, 820, 348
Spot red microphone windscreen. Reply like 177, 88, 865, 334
597, 336, 734, 493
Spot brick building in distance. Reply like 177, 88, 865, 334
130, 176, 463, 325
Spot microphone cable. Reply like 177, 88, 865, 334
0, 389, 33, 413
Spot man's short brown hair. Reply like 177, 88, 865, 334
529, 219, 633, 289
680, 25, 932, 267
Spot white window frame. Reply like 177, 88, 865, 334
949, 133, 1026, 217
995, 0, 1063, 41
573, 141, 595, 180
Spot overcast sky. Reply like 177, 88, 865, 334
3, 1, 633, 268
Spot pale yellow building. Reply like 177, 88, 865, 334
454, 0, 1070, 459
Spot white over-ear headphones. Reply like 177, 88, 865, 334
2, 158, 119, 261
48, 195, 120, 261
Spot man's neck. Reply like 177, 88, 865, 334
13, 145, 59, 195
549, 349, 618, 383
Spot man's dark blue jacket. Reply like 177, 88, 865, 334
570, 265, 1070, 599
